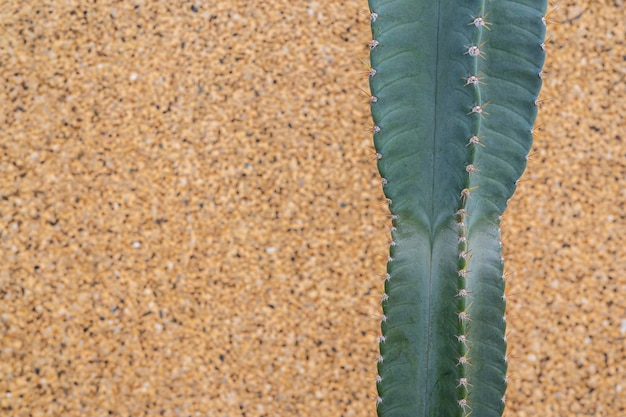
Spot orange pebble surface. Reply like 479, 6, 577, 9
0, 1, 623, 416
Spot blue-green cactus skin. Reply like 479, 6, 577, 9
368, 1, 547, 416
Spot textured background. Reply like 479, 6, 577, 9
0, 1, 624, 416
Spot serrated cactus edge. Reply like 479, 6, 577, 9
367, 1, 547, 416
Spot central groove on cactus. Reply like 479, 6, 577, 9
423, 3, 444, 413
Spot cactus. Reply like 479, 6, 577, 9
368, 1, 547, 416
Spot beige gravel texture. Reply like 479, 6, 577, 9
0, 0, 624, 416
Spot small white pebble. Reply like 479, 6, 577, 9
132, 241, 141, 248
130, 73, 138, 81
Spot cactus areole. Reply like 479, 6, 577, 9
368, 1, 547, 416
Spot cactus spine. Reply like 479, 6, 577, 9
368, 1, 547, 416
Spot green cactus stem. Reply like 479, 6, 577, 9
368, 1, 547, 416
